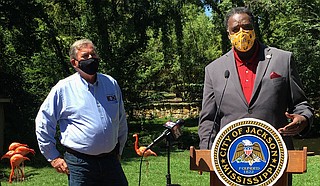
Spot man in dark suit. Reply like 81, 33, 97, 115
198, 7, 314, 151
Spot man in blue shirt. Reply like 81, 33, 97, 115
35, 39, 128, 185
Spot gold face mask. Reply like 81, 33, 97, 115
229, 28, 256, 52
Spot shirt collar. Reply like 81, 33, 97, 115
77, 72, 99, 90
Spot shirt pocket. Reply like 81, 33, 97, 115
103, 94, 120, 123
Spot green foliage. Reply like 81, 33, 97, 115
247, 0, 320, 108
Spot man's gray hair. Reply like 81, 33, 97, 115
69, 39, 96, 60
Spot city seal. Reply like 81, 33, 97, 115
211, 118, 288, 186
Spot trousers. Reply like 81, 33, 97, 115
64, 150, 128, 186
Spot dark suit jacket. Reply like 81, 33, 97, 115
198, 43, 314, 150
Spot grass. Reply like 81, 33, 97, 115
294, 154, 320, 186
0, 148, 211, 186
0, 166, 68, 186
1, 117, 319, 185
0, 147, 319, 186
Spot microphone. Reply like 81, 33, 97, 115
163, 119, 185, 140
146, 119, 185, 150
224, 69, 230, 79
206, 70, 230, 149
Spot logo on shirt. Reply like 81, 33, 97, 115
106, 95, 117, 101
211, 118, 288, 186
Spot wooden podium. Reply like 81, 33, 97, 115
190, 146, 307, 186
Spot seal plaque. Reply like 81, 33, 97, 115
211, 118, 288, 186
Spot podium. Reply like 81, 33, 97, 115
190, 146, 307, 186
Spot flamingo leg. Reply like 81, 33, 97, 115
21, 162, 25, 181
9, 164, 15, 183
18, 166, 24, 181
14, 167, 19, 180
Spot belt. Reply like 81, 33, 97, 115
64, 146, 117, 158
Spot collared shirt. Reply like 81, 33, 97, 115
234, 44, 260, 103
35, 73, 128, 161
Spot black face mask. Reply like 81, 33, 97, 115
78, 58, 99, 75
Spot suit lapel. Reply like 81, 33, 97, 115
250, 45, 272, 105
224, 50, 248, 105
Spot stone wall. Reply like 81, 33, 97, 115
131, 102, 201, 119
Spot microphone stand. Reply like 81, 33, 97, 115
165, 134, 180, 186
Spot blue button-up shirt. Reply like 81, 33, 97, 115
35, 73, 128, 161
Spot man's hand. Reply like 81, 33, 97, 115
51, 157, 69, 174
278, 112, 308, 136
